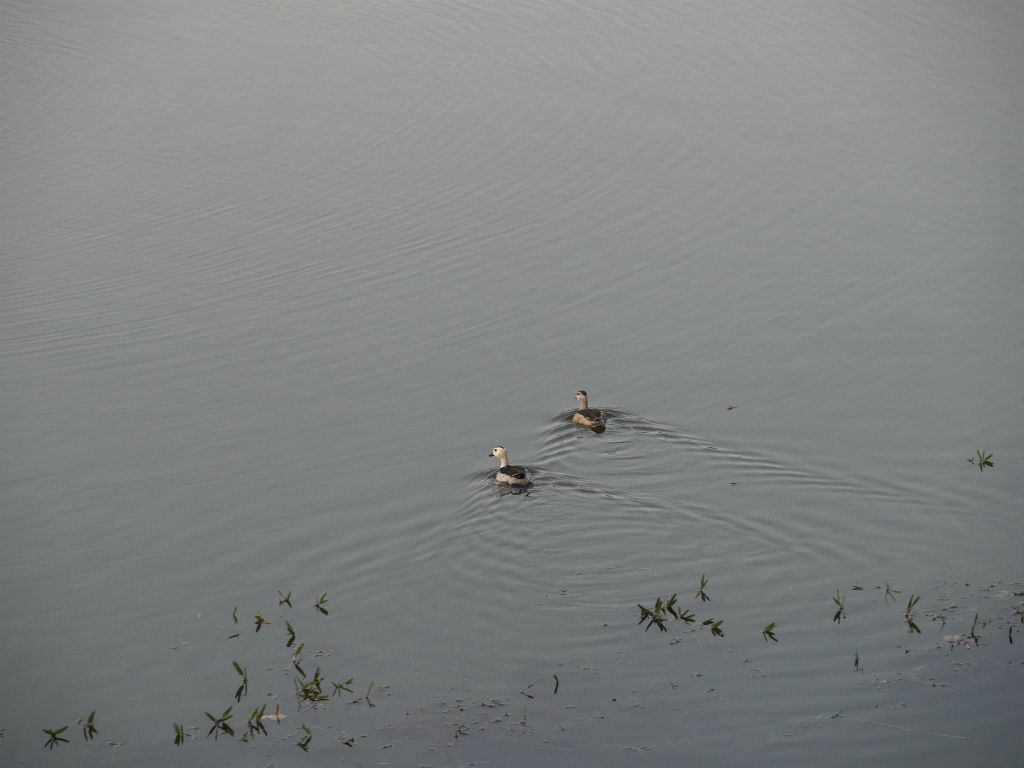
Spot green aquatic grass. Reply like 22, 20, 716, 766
42, 725, 69, 750
966, 449, 994, 471
285, 620, 297, 648
254, 611, 271, 632
905, 594, 922, 633
205, 707, 234, 740
78, 711, 97, 741
296, 724, 312, 751
44, 581, 1018, 757
703, 618, 725, 637
243, 704, 268, 740
314, 593, 329, 616
292, 642, 306, 677
232, 661, 248, 702
695, 574, 711, 603
832, 590, 846, 623
295, 667, 328, 705
637, 593, 694, 632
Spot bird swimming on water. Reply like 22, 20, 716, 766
572, 389, 606, 428
489, 446, 530, 486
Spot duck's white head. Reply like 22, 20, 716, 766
575, 390, 588, 404
490, 446, 508, 460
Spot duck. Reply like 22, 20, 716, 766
489, 446, 530, 486
573, 389, 606, 428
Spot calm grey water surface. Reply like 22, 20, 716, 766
2, 1, 1022, 765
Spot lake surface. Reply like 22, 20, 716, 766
2, 1, 1022, 764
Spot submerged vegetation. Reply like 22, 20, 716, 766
703, 618, 726, 638
41, 713, 97, 750
243, 704, 268, 740
205, 706, 234, 740
314, 592, 330, 616
633, 577, 1022, 684
832, 590, 847, 623
154, 589, 359, 752
904, 594, 922, 633
695, 574, 711, 603
79, 711, 98, 741
637, 579, 765, 642
42, 725, 69, 750
966, 450, 994, 471
30, 579, 1021, 757
637, 593, 693, 632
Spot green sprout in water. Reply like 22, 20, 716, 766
637, 598, 668, 632
296, 667, 328, 705
904, 594, 921, 633
243, 704, 268, 740
232, 661, 248, 702
173, 722, 185, 746
761, 622, 778, 643
966, 450, 994, 472
637, 605, 662, 632
832, 590, 846, 623
254, 611, 271, 632
79, 711, 98, 741
205, 706, 234, 740
695, 574, 711, 603
42, 725, 69, 750
285, 620, 297, 648
296, 724, 312, 752
278, 590, 293, 607
854, 650, 862, 673
331, 678, 354, 697
883, 583, 899, 603
637, 593, 693, 633
314, 593, 329, 616
703, 618, 725, 637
